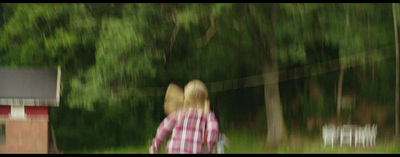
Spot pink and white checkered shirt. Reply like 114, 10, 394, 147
150, 108, 219, 154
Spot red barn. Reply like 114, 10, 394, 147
0, 67, 61, 154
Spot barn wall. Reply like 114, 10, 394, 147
0, 119, 48, 154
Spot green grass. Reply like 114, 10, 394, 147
65, 145, 148, 154
223, 130, 271, 153
64, 131, 400, 154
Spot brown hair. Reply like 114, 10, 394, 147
183, 80, 209, 114
164, 83, 184, 116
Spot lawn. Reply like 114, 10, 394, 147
65, 131, 400, 154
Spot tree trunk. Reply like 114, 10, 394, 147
337, 68, 345, 119
261, 3, 287, 147
263, 61, 287, 147
393, 3, 399, 139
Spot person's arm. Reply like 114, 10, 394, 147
149, 113, 177, 154
206, 112, 219, 154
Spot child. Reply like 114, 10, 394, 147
149, 83, 184, 154
149, 80, 219, 154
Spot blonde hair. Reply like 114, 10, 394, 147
164, 83, 184, 116
183, 80, 209, 114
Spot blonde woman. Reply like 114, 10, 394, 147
149, 80, 219, 154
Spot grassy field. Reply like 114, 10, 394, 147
65, 130, 400, 154
66, 145, 148, 154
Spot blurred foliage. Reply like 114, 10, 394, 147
1, 3, 400, 151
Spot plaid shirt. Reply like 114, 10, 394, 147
150, 108, 219, 154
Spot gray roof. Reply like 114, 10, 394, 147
0, 68, 61, 106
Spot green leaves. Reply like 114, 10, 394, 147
317, 3, 393, 68
1, 3, 396, 110
175, 9, 199, 31
67, 9, 165, 110
277, 43, 307, 65
68, 69, 108, 110
44, 28, 78, 57
0, 3, 95, 68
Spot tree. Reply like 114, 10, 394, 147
393, 3, 399, 139
0, 3, 98, 80
310, 4, 395, 120
200, 3, 319, 146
